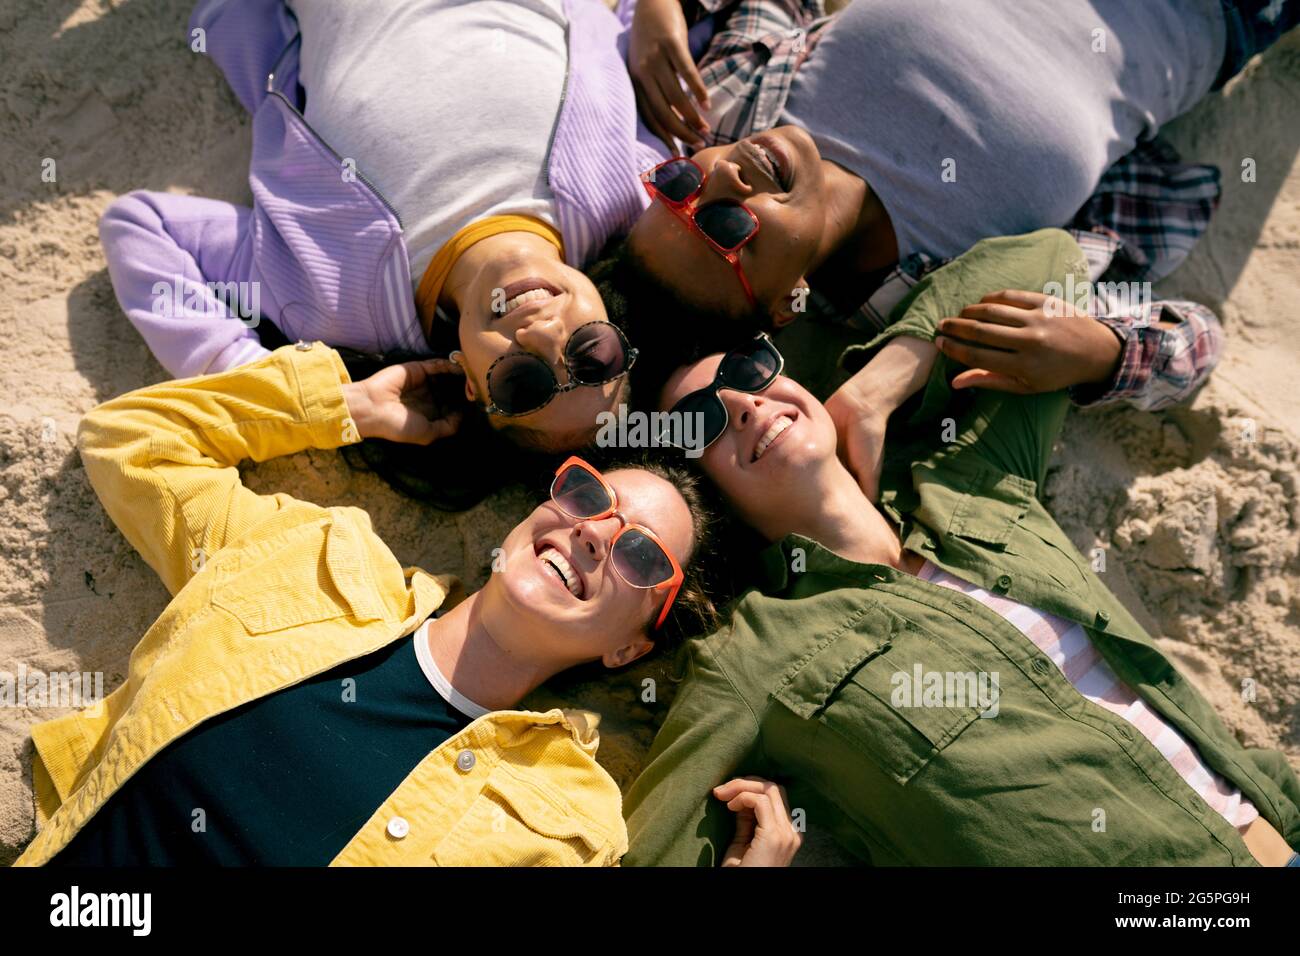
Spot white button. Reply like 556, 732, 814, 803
294, 340, 312, 351
386, 816, 409, 839
456, 749, 476, 772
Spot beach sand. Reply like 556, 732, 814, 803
1, 1, 1297, 864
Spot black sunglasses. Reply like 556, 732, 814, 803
484, 321, 639, 417
662, 333, 784, 452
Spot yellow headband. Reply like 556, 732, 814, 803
416, 215, 565, 326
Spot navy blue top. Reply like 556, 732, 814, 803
51, 634, 471, 866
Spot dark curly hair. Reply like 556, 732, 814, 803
294, 329, 630, 511
587, 238, 768, 416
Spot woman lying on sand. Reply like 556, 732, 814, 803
607, 0, 1297, 400
101, 0, 673, 454
13, 344, 803, 866
624, 230, 1300, 866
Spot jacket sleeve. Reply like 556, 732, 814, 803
76, 344, 357, 597
1068, 298, 1223, 411
842, 229, 1092, 489
840, 228, 1090, 419
622, 638, 764, 866
190, 0, 301, 115
100, 190, 272, 378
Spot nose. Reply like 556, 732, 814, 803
512, 310, 567, 368
572, 513, 625, 564
706, 154, 752, 199
720, 390, 763, 432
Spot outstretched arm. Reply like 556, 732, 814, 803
77, 344, 461, 596
1070, 298, 1223, 411
99, 191, 271, 379
828, 228, 1088, 496
623, 640, 767, 866
933, 290, 1222, 412
627, 0, 712, 153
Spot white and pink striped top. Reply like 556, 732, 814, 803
917, 560, 1258, 831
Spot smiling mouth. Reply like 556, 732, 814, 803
753, 413, 795, 462
537, 544, 584, 599
498, 278, 563, 318
749, 136, 792, 191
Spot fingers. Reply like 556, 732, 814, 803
714, 777, 791, 830
375, 357, 463, 395
725, 790, 777, 833
635, 86, 684, 157
934, 334, 1022, 376
658, 70, 708, 139
407, 357, 464, 386
424, 357, 464, 376
950, 368, 1032, 394
938, 316, 1026, 350
669, 43, 711, 112
714, 777, 801, 866
979, 288, 1051, 309
720, 801, 757, 867
712, 776, 773, 801
651, 72, 707, 149
955, 302, 1031, 327
403, 408, 464, 446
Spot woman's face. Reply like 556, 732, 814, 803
483, 468, 696, 668
628, 125, 829, 323
456, 258, 628, 449
659, 354, 837, 532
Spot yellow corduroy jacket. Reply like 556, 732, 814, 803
16, 344, 627, 866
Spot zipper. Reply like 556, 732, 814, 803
267, 48, 405, 229
544, 19, 572, 192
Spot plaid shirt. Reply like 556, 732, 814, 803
813, 228, 1224, 411
689, 0, 1225, 410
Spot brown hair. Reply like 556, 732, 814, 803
571, 447, 724, 655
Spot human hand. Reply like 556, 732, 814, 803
825, 335, 937, 501
629, 0, 711, 154
825, 379, 890, 502
935, 290, 1122, 394
342, 357, 465, 445
714, 777, 802, 867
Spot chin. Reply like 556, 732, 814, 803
498, 568, 570, 626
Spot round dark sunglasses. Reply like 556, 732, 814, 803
662, 333, 785, 452
485, 321, 639, 417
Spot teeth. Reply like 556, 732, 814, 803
539, 546, 581, 598
753, 415, 793, 461
755, 143, 781, 186
503, 288, 553, 315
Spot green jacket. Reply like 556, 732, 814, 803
623, 229, 1300, 866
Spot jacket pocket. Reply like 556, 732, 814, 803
210, 520, 382, 634
430, 764, 612, 867
779, 610, 989, 786
912, 458, 1037, 551
947, 469, 1036, 548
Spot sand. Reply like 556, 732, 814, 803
1, 1, 1297, 865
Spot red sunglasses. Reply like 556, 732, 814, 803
549, 456, 685, 631
641, 157, 760, 308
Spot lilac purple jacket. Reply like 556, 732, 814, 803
101, 0, 669, 378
